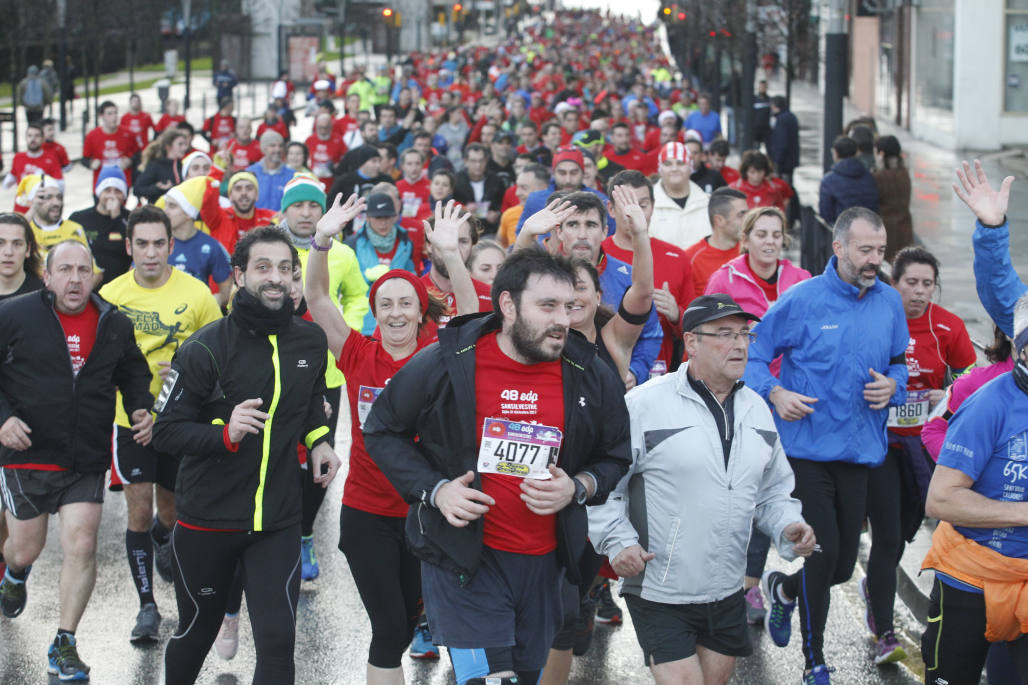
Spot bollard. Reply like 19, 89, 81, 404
81, 108, 88, 149
202, 92, 207, 122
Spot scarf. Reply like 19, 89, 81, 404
367, 223, 398, 253
231, 286, 294, 335
279, 222, 311, 251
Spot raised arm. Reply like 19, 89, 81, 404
607, 184, 654, 355
306, 193, 367, 358
513, 198, 576, 253
424, 199, 479, 316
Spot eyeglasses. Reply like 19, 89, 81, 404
693, 330, 757, 344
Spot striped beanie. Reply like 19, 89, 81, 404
658, 141, 689, 165
280, 174, 326, 213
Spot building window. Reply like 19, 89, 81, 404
914, 0, 955, 133
1006, 0, 1028, 112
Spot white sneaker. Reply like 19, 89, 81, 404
214, 614, 239, 660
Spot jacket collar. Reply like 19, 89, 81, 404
674, 361, 744, 400
43, 288, 115, 316
823, 255, 883, 299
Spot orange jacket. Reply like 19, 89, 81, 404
921, 521, 1028, 641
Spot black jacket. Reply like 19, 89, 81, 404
769, 109, 800, 175
69, 206, 132, 286
133, 157, 182, 204
152, 303, 330, 532
818, 157, 881, 225
363, 312, 632, 584
0, 290, 152, 472
454, 171, 507, 233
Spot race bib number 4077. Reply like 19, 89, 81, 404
478, 418, 562, 480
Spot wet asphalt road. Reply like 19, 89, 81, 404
0, 404, 924, 685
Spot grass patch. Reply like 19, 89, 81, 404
137, 56, 213, 73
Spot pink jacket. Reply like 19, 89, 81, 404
704, 254, 811, 317
921, 358, 1014, 460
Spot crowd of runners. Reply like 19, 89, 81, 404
1, 7, 1027, 685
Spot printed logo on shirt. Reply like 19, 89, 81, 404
821, 324, 838, 330
617, 265, 629, 275
297, 359, 308, 368
1009, 432, 1027, 463
499, 388, 540, 415
119, 306, 185, 352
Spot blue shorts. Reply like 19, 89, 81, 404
421, 546, 564, 673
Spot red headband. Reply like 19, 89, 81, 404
368, 269, 430, 316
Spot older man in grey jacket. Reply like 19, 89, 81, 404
588, 293, 816, 685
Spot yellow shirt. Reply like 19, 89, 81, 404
100, 268, 223, 427
498, 205, 524, 248
31, 218, 102, 274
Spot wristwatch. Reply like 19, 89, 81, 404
572, 477, 588, 506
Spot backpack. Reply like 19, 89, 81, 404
23, 77, 44, 108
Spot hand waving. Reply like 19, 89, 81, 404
611, 183, 648, 236
953, 159, 1013, 227
521, 198, 577, 237
423, 199, 471, 254
315, 193, 367, 239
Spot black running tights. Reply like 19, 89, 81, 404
165, 523, 301, 684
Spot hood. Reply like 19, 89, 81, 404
831, 157, 868, 179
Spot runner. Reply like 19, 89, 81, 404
859, 246, 976, 665
308, 195, 479, 684
99, 205, 223, 642
200, 170, 277, 255
364, 247, 632, 685
0, 239, 153, 681
589, 293, 815, 685
745, 207, 909, 684
0, 212, 43, 301
68, 167, 133, 287
919, 293, 1028, 684
153, 226, 341, 684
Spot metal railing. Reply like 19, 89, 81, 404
799, 205, 834, 276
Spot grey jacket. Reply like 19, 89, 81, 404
587, 364, 805, 604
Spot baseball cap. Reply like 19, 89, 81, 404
681, 294, 760, 332
493, 130, 516, 144
366, 193, 398, 218
571, 129, 604, 148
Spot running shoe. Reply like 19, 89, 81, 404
151, 517, 173, 584
873, 630, 907, 664
572, 595, 597, 656
745, 585, 767, 625
761, 569, 795, 648
0, 567, 29, 618
300, 535, 319, 581
593, 580, 623, 625
47, 633, 90, 681
130, 603, 161, 643
409, 622, 439, 659
215, 614, 240, 660
801, 664, 835, 685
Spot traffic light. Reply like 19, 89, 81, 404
677, 11, 686, 20
662, 6, 671, 16
382, 7, 393, 18
453, 3, 462, 12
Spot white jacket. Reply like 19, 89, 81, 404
588, 364, 804, 604
647, 180, 712, 250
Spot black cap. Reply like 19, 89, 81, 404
681, 294, 760, 332
366, 193, 397, 218
493, 130, 516, 144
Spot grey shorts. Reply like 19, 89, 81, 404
0, 467, 105, 520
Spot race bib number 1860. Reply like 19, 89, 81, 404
478, 418, 562, 480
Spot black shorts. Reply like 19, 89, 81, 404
0, 467, 105, 520
110, 425, 179, 491
624, 590, 753, 666
421, 546, 564, 671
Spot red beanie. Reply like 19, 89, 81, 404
368, 269, 430, 316
552, 147, 584, 171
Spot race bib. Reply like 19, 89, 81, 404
649, 360, 668, 378
478, 418, 562, 480
357, 385, 383, 428
888, 389, 931, 428
401, 195, 422, 218
474, 201, 491, 219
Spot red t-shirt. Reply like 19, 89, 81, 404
720, 166, 740, 185
337, 333, 426, 517
754, 271, 780, 305
602, 235, 695, 372
890, 303, 977, 437
475, 331, 564, 555
225, 138, 263, 171
256, 119, 289, 142
155, 114, 186, 133
305, 133, 347, 185
204, 114, 236, 148
121, 111, 155, 148
684, 238, 740, 298
9, 150, 64, 182
42, 141, 71, 170
82, 127, 138, 186
396, 178, 432, 272
57, 301, 99, 377
419, 272, 494, 342
332, 115, 360, 140
605, 147, 649, 172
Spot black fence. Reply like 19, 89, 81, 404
799, 205, 834, 276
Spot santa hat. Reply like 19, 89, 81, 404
95, 166, 127, 196
182, 151, 212, 178
164, 176, 210, 220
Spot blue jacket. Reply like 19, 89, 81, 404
818, 157, 880, 225
598, 253, 662, 385
344, 226, 416, 335
743, 256, 909, 466
515, 183, 615, 237
247, 162, 295, 212
972, 219, 1027, 338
